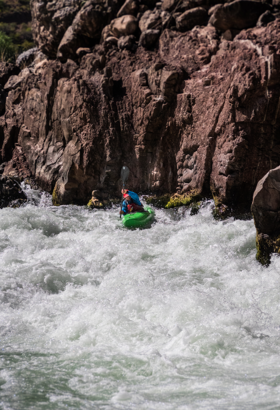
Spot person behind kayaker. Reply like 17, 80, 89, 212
120, 189, 145, 215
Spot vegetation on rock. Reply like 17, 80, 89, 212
145, 191, 201, 213
255, 233, 280, 266
0, 31, 15, 61
52, 185, 60, 207
0, 0, 33, 61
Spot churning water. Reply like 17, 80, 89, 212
1, 186, 280, 410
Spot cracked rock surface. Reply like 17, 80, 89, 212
1, 0, 280, 208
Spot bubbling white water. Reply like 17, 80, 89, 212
1, 192, 280, 410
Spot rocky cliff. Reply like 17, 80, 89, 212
1, 0, 280, 208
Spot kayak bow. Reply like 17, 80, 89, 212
122, 206, 155, 228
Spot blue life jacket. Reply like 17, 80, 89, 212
122, 191, 142, 214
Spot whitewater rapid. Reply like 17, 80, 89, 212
1, 187, 280, 410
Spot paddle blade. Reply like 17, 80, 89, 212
121, 166, 130, 185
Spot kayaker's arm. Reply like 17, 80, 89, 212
121, 200, 128, 215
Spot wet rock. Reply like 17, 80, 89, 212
251, 167, 280, 236
0, 176, 27, 209
176, 7, 208, 32
251, 166, 280, 265
87, 189, 104, 208
139, 29, 160, 48
209, 0, 271, 31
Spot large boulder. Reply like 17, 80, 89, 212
252, 167, 280, 236
0, 175, 27, 209
209, 0, 271, 31
176, 7, 208, 32
252, 167, 280, 264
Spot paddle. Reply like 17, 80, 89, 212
120, 166, 130, 218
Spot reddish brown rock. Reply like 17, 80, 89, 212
162, 0, 221, 12
209, 0, 271, 31
2, 5, 280, 212
110, 15, 138, 38
139, 9, 161, 32
0, 63, 20, 86
176, 7, 208, 32
251, 166, 280, 264
30, 0, 81, 58
118, 35, 137, 50
31, 0, 122, 59
252, 166, 280, 236
139, 29, 160, 48
117, 0, 139, 17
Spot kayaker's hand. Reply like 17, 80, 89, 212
120, 210, 124, 215
121, 189, 128, 195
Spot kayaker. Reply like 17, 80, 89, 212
120, 189, 145, 215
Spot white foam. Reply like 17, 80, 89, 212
0, 200, 279, 409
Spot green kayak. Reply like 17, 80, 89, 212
122, 206, 155, 228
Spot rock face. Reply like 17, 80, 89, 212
1, 0, 280, 211
252, 166, 280, 264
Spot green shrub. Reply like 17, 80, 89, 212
0, 0, 7, 11
0, 31, 15, 62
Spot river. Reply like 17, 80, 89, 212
1, 186, 280, 409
